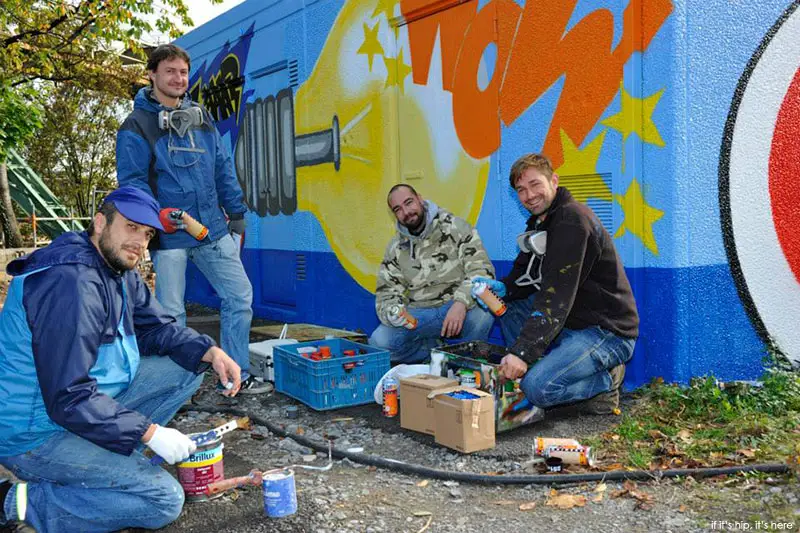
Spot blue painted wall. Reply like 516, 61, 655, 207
177, 0, 800, 387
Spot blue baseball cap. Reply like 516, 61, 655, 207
102, 186, 164, 231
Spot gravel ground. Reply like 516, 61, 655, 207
138, 378, 799, 533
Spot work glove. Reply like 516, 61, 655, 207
145, 425, 197, 465
386, 306, 410, 328
158, 208, 187, 234
471, 277, 506, 310
228, 214, 246, 236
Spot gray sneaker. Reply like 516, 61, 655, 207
582, 364, 626, 415
239, 376, 274, 395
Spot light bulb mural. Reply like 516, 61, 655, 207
231, 1, 490, 293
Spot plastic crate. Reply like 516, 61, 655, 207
273, 339, 390, 410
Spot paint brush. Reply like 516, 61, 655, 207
150, 417, 251, 465
205, 469, 263, 496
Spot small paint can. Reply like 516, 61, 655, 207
263, 469, 298, 518
176, 434, 225, 502
543, 445, 595, 467
285, 405, 299, 419
533, 437, 581, 456
545, 456, 563, 473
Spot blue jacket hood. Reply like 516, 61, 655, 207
133, 86, 194, 114
7, 232, 106, 277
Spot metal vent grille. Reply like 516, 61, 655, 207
560, 173, 614, 231
296, 253, 307, 281
288, 60, 299, 88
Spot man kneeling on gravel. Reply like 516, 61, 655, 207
473, 153, 639, 414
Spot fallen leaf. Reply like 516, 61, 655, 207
592, 493, 604, 503
493, 500, 517, 506
610, 489, 628, 499
677, 429, 692, 442
602, 463, 624, 471
595, 483, 607, 493
546, 494, 587, 509
518, 502, 537, 511
549, 488, 558, 497
612, 408, 621, 415
412, 511, 432, 517
648, 430, 668, 440
623, 480, 638, 492
736, 448, 756, 458
678, 505, 686, 513
611, 434, 621, 441
416, 480, 429, 488
295, 426, 305, 436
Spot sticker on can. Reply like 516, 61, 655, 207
177, 438, 225, 502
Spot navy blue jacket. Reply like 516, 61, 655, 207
0, 232, 214, 456
116, 87, 246, 249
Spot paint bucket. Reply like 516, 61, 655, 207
263, 469, 298, 517
176, 434, 225, 502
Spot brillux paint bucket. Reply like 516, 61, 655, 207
263, 469, 298, 517
176, 434, 225, 502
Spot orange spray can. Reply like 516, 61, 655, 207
473, 282, 507, 316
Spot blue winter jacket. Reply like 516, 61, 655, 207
0, 232, 215, 457
116, 87, 246, 249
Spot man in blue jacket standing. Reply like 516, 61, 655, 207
0, 187, 242, 532
116, 43, 267, 394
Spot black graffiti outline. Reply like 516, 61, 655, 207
718, 1, 800, 347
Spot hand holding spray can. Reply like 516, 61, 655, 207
472, 282, 507, 316
389, 304, 418, 329
159, 208, 209, 240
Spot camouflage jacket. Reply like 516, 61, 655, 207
375, 201, 495, 325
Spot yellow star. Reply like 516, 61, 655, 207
555, 129, 612, 203
372, 0, 397, 20
601, 84, 666, 147
383, 49, 412, 94
613, 178, 664, 256
357, 22, 384, 72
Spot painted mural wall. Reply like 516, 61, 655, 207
175, 0, 800, 387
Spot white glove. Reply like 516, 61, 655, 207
386, 306, 410, 328
145, 425, 197, 465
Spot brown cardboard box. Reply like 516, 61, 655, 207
430, 387, 495, 453
399, 375, 459, 435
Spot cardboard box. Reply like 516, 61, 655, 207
399, 375, 459, 435
430, 341, 545, 433
430, 387, 495, 453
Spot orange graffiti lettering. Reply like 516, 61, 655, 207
401, 0, 673, 166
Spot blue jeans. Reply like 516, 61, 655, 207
153, 234, 254, 377
0, 356, 204, 533
369, 302, 495, 363
499, 295, 635, 408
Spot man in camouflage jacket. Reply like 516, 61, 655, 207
369, 184, 496, 363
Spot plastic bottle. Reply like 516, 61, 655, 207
472, 282, 507, 316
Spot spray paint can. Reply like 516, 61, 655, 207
263, 469, 298, 517
382, 376, 399, 417
472, 282, 507, 316
458, 369, 477, 388
542, 445, 595, 467
533, 437, 582, 456
389, 304, 418, 330
176, 434, 225, 502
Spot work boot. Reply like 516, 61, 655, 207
582, 364, 626, 415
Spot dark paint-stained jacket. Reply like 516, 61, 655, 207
502, 188, 639, 364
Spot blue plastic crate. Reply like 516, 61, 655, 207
273, 339, 390, 410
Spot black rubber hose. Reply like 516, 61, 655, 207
186, 404, 790, 485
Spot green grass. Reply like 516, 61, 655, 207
596, 354, 800, 469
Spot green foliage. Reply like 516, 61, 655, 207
22, 85, 128, 216
599, 359, 800, 468
0, 84, 42, 160
0, 0, 220, 94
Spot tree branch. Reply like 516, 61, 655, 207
2, 2, 84, 47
